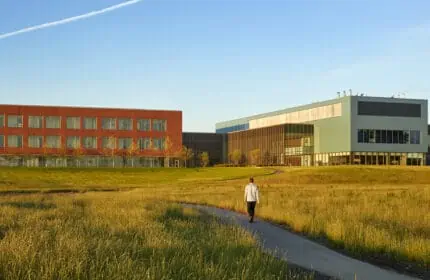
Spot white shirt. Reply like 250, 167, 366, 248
244, 183, 259, 202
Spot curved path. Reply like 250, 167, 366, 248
183, 204, 419, 280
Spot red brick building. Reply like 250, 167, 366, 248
0, 104, 182, 167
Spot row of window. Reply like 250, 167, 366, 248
0, 115, 166, 131
0, 135, 165, 150
357, 129, 421, 144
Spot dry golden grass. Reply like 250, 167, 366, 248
0, 192, 312, 279
1, 166, 429, 277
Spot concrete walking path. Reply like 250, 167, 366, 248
184, 204, 419, 280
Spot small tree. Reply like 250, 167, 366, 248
232, 149, 242, 166
163, 136, 174, 167
42, 142, 50, 167
180, 146, 194, 168
73, 146, 85, 168
200, 152, 210, 167
103, 136, 117, 168
127, 140, 139, 167
250, 149, 261, 166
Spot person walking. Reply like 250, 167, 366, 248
244, 177, 259, 223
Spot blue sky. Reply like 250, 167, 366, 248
0, 0, 429, 132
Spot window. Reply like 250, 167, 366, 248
387, 130, 393, 144
102, 118, 116, 130
67, 136, 80, 149
118, 137, 132, 149
375, 130, 382, 143
357, 129, 364, 143
83, 137, 97, 149
402, 130, 410, 144
368, 130, 375, 143
381, 130, 387, 143
102, 137, 116, 149
358, 101, 421, 118
393, 130, 399, 144
7, 135, 23, 148
46, 136, 61, 148
363, 129, 369, 143
152, 119, 167, 132
0, 114, 5, 128
118, 118, 132, 131
28, 136, 43, 148
137, 119, 151, 131
152, 137, 165, 150
0, 135, 4, 147
139, 138, 151, 150
398, 130, 405, 144
8, 115, 23, 128
410, 130, 420, 144
66, 117, 81, 129
29, 116, 43, 128
84, 117, 97, 130
46, 116, 61, 129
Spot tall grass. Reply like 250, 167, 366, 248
0, 193, 312, 279
1, 166, 429, 277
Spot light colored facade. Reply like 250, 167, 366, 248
216, 96, 428, 166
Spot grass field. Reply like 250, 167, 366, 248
1, 166, 429, 278
0, 192, 312, 279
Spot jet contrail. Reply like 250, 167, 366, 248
0, 0, 142, 40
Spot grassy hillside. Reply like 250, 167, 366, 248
0, 166, 429, 278
0, 193, 313, 279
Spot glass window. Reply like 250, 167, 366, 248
363, 129, 369, 143
118, 118, 132, 131
357, 129, 364, 143
28, 136, 43, 148
139, 138, 151, 150
83, 137, 97, 149
381, 130, 387, 143
84, 117, 97, 130
66, 117, 81, 129
102, 118, 116, 130
7, 115, 23, 128
118, 137, 132, 149
387, 130, 393, 144
152, 119, 167, 132
393, 130, 399, 144
368, 130, 375, 143
46, 136, 61, 148
46, 116, 61, 129
0, 114, 4, 128
7, 135, 23, 148
375, 130, 382, 144
410, 130, 420, 144
402, 130, 410, 144
29, 116, 43, 128
0, 135, 4, 147
399, 131, 405, 144
102, 137, 116, 149
152, 137, 165, 150
67, 136, 80, 149
137, 119, 151, 131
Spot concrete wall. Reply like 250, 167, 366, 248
350, 96, 428, 153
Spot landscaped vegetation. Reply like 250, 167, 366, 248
1, 166, 429, 278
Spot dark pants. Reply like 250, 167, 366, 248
247, 201, 257, 218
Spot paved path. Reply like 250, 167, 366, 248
184, 204, 419, 280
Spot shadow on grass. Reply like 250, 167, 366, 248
0, 201, 56, 210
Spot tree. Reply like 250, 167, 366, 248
42, 142, 50, 167
73, 146, 85, 168
262, 151, 271, 166
58, 142, 68, 168
250, 149, 261, 166
200, 152, 210, 167
180, 146, 194, 168
127, 140, 139, 167
103, 136, 117, 168
232, 149, 242, 166
163, 136, 174, 167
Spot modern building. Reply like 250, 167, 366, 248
0, 105, 182, 167
216, 95, 428, 166
182, 132, 227, 167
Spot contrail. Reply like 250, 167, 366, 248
0, 0, 142, 40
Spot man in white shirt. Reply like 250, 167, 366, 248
244, 177, 259, 223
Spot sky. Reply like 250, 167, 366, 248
0, 0, 429, 132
